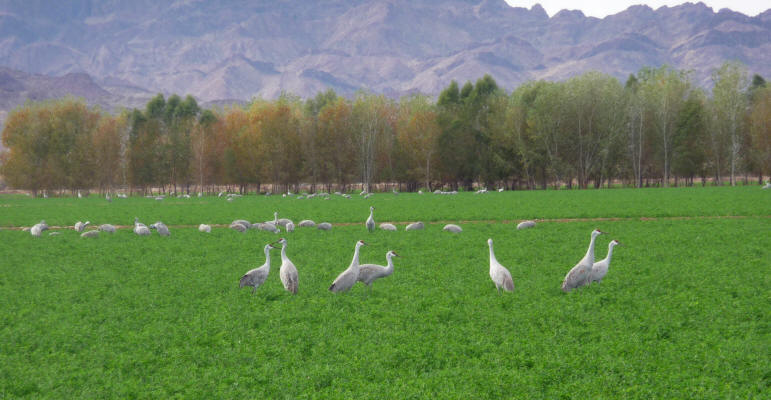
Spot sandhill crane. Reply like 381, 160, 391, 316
199, 224, 211, 233
561, 229, 605, 292
418, 190, 423, 194
763, 180, 771, 189
106, 193, 111, 202
357, 250, 399, 292
274, 238, 298, 294
591, 240, 621, 284
77, 190, 82, 198
405, 221, 424, 231
392, 188, 399, 195
239, 244, 275, 294
134, 218, 151, 236
379, 223, 397, 231
230, 222, 248, 233
74, 221, 90, 233
488, 239, 514, 293
30, 224, 42, 237
150, 221, 170, 236
517, 220, 536, 230
99, 224, 116, 233
317, 222, 332, 231
329, 240, 367, 293
258, 223, 280, 233
498, 188, 504, 192
286, 221, 295, 233
298, 220, 316, 228
443, 224, 462, 233
232, 220, 252, 229
366, 206, 375, 232
80, 230, 99, 238
38, 220, 49, 231
277, 217, 293, 228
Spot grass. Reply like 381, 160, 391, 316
0, 187, 769, 398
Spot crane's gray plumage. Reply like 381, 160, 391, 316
232, 220, 252, 229
150, 221, 170, 236
230, 222, 248, 233
379, 223, 397, 231
590, 240, 621, 284
239, 244, 275, 294
80, 230, 99, 238
275, 238, 298, 294
443, 224, 462, 233
134, 218, 151, 236
516, 220, 536, 230
366, 206, 375, 232
562, 229, 604, 292
357, 250, 399, 289
329, 240, 367, 293
286, 221, 294, 233
198, 224, 211, 233
298, 220, 316, 227
98, 224, 116, 233
317, 222, 332, 231
405, 221, 424, 231
488, 239, 514, 293
74, 221, 90, 233
30, 224, 42, 237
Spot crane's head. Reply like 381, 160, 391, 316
487, 238, 493, 246
265, 243, 275, 251
84, 221, 90, 226
388, 250, 400, 258
592, 229, 604, 237
610, 239, 621, 247
370, 206, 375, 212
357, 240, 368, 247
276, 237, 287, 245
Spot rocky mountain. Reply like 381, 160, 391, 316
0, 0, 769, 111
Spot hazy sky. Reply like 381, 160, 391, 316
504, 1, 769, 18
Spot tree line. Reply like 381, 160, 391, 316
1, 62, 769, 196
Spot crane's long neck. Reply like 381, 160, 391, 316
369, 209, 374, 219
604, 244, 615, 264
584, 234, 598, 264
274, 212, 278, 224
351, 244, 362, 270
488, 243, 498, 268
281, 243, 288, 262
384, 254, 395, 274
264, 248, 272, 269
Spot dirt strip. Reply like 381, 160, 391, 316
2, 215, 768, 230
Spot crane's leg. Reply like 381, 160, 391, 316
252, 286, 256, 295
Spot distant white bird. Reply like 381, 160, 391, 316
357, 250, 399, 291
366, 206, 375, 232
488, 239, 515, 293
329, 240, 367, 293
117, 193, 127, 199
258, 223, 280, 233
392, 188, 399, 195
763, 180, 771, 189
74, 221, 90, 233
516, 220, 536, 230
275, 237, 298, 294
134, 217, 151, 236
77, 190, 82, 198
218, 191, 225, 197
443, 224, 462, 233
418, 190, 423, 194
317, 222, 332, 231
149, 221, 170, 236
285, 221, 295, 233
562, 229, 605, 292
405, 221, 424, 231
99, 224, 116, 233
298, 220, 316, 227
379, 223, 397, 231
230, 222, 247, 233
106, 193, 111, 202
498, 188, 504, 192
30, 224, 42, 237
239, 244, 275, 294
198, 224, 211, 233
227, 197, 234, 202
197, 192, 203, 197
80, 230, 99, 238
154, 196, 164, 201
591, 240, 621, 284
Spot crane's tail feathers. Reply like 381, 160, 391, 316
504, 277, 514, 292
328, 283, 336, 292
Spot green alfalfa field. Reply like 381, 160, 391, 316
0, 187, 768, 398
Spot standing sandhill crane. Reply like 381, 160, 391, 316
150, 221, 170, 236
134, 218, 151, 236
443, 224, 462, 233
379, 223, 397, 231
488, 239, 514, 293
199, 224, 211, 233
591, 240, 621, 284
561, 229, 605, 292
317, 222, 332, 231
286, 221, 295, 233
357, 250, 400, 292
366, 206, 375, 232
74, 221, 90, 233
274, 238, 298, 294
329, 240, 367, 293
99, 224, 116, 233
239, 244, 275, 294
405, 221, 424, 231
517, 220, 536, 230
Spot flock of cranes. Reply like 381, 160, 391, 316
24, 202, 622, 294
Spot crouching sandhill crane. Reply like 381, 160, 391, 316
517, 220, 536, 230
74, 221, 90, 233
379, 223, 397, 231
274, 238, 298, 294
405, 221, 424, 231
443, 224, 462, 233
198, 224, 211, 233
99, 224, 116, 233
488, 239, 514, 293
317, 222, 332, 231
561, 229, 604, 292
239, 244, 275, 294
591, 240, 621, 284
358, 250, 399, 292
80, 230, 99, 238
366, 206, 375, 232
134, 217, 151, 236
298, 220, 316, 228
329, 240, 367, 293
